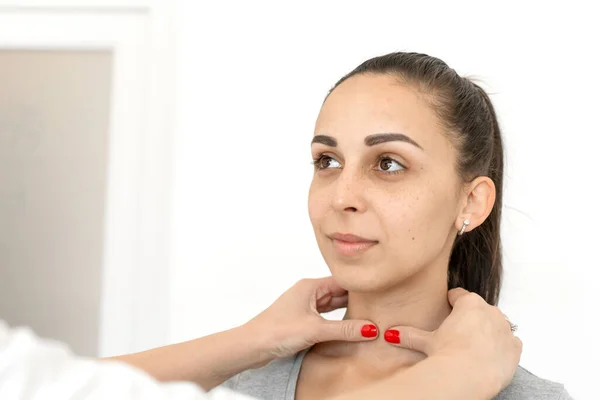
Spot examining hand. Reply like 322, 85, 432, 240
245, 277, 377, 362
385, 288, 522, 395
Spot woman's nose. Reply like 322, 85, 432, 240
331, 169, 367, 213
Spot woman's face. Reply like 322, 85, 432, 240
308, 73, 464, 293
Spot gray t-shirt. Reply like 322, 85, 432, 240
219, 350, 572, 400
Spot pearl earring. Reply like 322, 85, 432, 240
458, 219, 471, 236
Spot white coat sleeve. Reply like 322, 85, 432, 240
0, 321, 258, 400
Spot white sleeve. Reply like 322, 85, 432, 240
0, 321, 258, 400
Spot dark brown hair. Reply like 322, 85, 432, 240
328, 52, 503, 305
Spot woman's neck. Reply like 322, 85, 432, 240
312, 263, 451, 369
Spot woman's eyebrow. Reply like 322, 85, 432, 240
311, 133, 423, 150
365, 133, 423, 150
311, 135, 337, 147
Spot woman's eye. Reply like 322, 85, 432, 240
314, 156, 342, 170
377, 157, 405, 173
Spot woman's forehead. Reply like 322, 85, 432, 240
314, 74, 449, 153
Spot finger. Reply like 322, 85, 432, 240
313, 276, 347, 299
514, 336, 523, 359
316, 294, 332, 309
316, 292, 349, 309
317, 320, 378, 343
447, 287, 470, 306
383, 326, 434, 355
317, 294, 348, 313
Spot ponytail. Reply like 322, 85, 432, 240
448, 83, 504, 305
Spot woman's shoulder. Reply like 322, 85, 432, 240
218, 352, 303, 399
495, 366, 572, 400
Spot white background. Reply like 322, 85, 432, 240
0, 1, 597, 399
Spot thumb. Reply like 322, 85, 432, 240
384, 326, 434, 355
316, 320, 379, 343
448, 287, 470, 306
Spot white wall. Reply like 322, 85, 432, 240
171, 1, 599, 398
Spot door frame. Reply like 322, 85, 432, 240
0, 1, 175, 356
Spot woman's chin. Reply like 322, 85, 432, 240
330, 268, 396, 294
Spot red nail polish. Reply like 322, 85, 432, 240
361, 324, 378, 338
384, 329, 400, 344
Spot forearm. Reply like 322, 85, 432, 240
107, 323, 273, 391
331, 355, 498, 400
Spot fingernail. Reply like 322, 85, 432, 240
361, 324, 378, 338
384, 329, 400, 344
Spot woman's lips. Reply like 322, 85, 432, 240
330, 233, 378, 257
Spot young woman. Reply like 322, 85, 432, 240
219, 52, 571, 400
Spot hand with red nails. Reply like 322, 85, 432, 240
107, 283, 520, 399
383, 287, 522, 396
245, 277, 378, 362
111, 276, 376, 392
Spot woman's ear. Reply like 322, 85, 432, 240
455, 176, 496, 234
